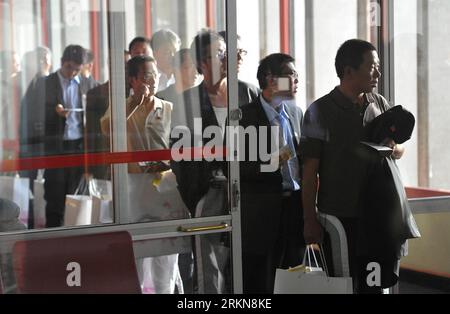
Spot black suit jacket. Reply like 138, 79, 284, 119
171, 83, 220, 215
44, 72, 91, 156
239, 97, 303, 254
171, 81, 259, 215
19, 74, 47, 158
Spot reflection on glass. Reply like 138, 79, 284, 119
393, 0, 450, 190
1, 1, 111, 231
135, 233, 231, 294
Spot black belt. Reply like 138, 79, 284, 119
62, 138, 83, 154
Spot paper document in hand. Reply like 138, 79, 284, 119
65, 108, 84, 112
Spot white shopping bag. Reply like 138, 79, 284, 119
274, 267, 353, 294
33, 177, 46, 229
89, 178, 113, 225
0, 175, 30, 227
274, 245, 353, 294
91, 195, 113, 224
64, 195, 93, 226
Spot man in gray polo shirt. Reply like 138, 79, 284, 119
300, 39, 405, 293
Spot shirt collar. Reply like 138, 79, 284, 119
260, 95, 289, 123
57, 70, 80, 85
331, 86, 375, 110
153, 97, 163, 111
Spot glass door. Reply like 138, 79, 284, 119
0, 0, 242, 294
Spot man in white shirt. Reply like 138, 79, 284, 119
150, 29, 181, 92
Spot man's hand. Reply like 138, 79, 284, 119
303, 216, 324, 245
391, 143, 405, 159
136, 84, 150, 100
381, 138, 405, 159
55, 104, 69, 118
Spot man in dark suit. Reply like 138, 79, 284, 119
239, 53, 305, 294
43, 45, 89, 227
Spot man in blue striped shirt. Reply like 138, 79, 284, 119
43, 45, 89, 227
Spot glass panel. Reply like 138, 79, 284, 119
134, 232, 232, 294
393, 0, 450, 191
392, 2, 450, 283
115, 0, 234, 224
1, 0, 112, 230
295, 0, 366, 109
0, 232, 231, 294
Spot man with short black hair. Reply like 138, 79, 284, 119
128, 36, 153, 58
43, 44, 90, 227
240, 53, 304, 294
301, 39, 407, 293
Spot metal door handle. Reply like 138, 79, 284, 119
178, 223, 229, 233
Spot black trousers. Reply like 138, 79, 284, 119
242, 190, 305, 294
44, 139, 83, 228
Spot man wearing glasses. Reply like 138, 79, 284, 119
218, 31, 260, 106
239, 53, 305, 293
170, 29, 260, 294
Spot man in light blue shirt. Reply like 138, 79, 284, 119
57, 69, 82, 140
43, 45, 89, 227
239, 53, 305, 293
260, 96, 301, 192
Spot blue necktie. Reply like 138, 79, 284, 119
276, 104, 295, 153
275, 103, 299, 191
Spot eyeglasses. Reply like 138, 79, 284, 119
206, 50, 227, 61
237, 49, 248, 57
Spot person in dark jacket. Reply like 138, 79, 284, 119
301, 39, 415, 293
239, 53, 305, 294
42, 45, 89, 227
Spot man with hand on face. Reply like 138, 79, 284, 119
239, 53, 305, 294
95, 37, 154, 179
125, 55, 188, 294
301, 39, 410, 294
